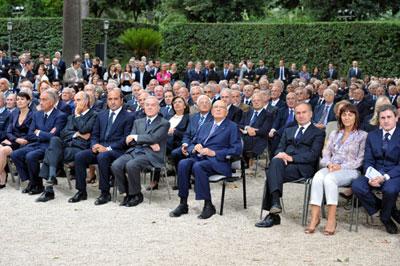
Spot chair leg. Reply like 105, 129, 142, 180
149, 170, 154, 204
164, 167, 171, 200
220, 181, 226, 215
303, 182, 311, 226
260, 180, 267, 220
350, 195, 355, 232
63, 165, 73, 190
254, 157, 259, 178
242, 172, 247, 209
112, 175, 117, 203
355, 197, 360, 232
302, 183, 308, 226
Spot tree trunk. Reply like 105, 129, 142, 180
63, 0, 82, 67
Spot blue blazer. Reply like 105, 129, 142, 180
312, 104, 336, 124
6, 109, 33, 142
188, 119, 242, 177
57, 100, 72, 115
26, 108, 67, 144
160, 106, 175, 120
90, 109, 134, 151
167, 113, 190, 151
363, 127, 400, 179
181, 112, 213, 145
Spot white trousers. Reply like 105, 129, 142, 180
309, 167, 359, 206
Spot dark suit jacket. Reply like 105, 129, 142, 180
239, 108, 273, 155
270, 99, 285, 110
363, 127, 400, 179
188, 119, 242, 177
48, 65, 63, 82
276, 124, 325, 177
57, 100, 72, 115
271, 107, 297, 137
353, 99, 373, 123
288, 69, 299, 83
274, 67, 289, 81
91, 109, 134, 152
126, 115, 170, 168
244, 69, 256, 82
325, 69, 338, 80
182, 112, 213, 145
0, 108, 10, 141
255, 67, 268, 80
6, 109, 33, 142
227, 105, 242, 123
312, 104, 336, 124
26, 108, 67, 145
167, 113, 190, 152
160, 105, 175, 120
60, 109, 97, 149
189, 69, 204, 83
207, 69, 219, 83
134, 70, 151, 89
219, 69, 235, 81
348, 68, 362, 79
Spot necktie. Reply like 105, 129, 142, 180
43, 114, 48, 124
355, 68, 358, 76
198, 115, 205, 129
295, 126, 304, 143
224, 69, 227, 78
145, 118, 151, 131
318, 105, 329, 125
250, 111, 258, 126
204, 123, 218, 144
280, 68, 283, 80
105, 112, 115, 139
382, 132, 390, 155
166, 105, 171, 113
286, 109, 294, 125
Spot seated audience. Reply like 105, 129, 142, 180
170, 100, 242, 219
305, 104, 367, 235
256, 103, 325, 228
352, 104, 400, 234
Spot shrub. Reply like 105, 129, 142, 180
160, 22, 400, 77
118, 28, 162, 58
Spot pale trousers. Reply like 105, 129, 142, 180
309, 167, 359, 206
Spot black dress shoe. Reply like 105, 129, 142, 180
255, 214, 281, 228
391, 210, 400, 224
382, 218, 398, 234
0, 184, 6, 189
169, 203, 189, 217
269, 202, 282, 214
198, 204, 216, 219
94, 193, 111, 205
36, 191, 55, 202
126, 193, 144, 207
119, 195, 131, 206
45, 177, 58, 186
29, 186, 44, 195
68, 191, 88, 203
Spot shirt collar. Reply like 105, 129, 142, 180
298, 121, 312, 131
110, 106, 122, 117
214, 118, 225, 127
45, 108, 54, 117
76, 108, 90, 117
383, 127, 396, 138
146, 114, 158, 123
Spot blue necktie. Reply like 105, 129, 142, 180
382, 132, 390, 155
198, 115, 205, 129
250, 111, 258, 126
295, 126, 304, 143
204, 123, 218, 144
105, 112, 115, 139
145, 118, 151, 131
43, 114, 48, 124
286, 109, 294, 125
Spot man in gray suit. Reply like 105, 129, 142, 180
63, 59, 84, 86
111, 96, 169, 207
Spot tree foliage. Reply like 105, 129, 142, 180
118, 28, 162, 57
0, 0, 63, 17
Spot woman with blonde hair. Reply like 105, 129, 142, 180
361, 96, 391, 132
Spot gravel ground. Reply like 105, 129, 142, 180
1, 166, 399, 266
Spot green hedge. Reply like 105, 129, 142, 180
161, 22, 400, 77
0, 17, 157, 61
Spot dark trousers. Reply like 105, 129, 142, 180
11, 143, 46, 187
352, 176, 400, 222
74, 149, 123, 194
261, 158, 302, 211
39, 137, 82, 179
177, 157, 219, 201
111, 153, 153, 196
171, 147, 186, 171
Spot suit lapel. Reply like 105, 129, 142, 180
387, 128, 400, 153
107, 110, 123, 136
205, 119, 227, 143
145, 116, 160, 133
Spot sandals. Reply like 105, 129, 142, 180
304, 219, 320, 234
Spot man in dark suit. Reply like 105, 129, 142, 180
274, 59, 289, 85
47, 58, 63, 82
169, 100, 242, 219
220, 89, 242, 123
0, 91, 10, 142
183, 61, 193, 87
352, 104, 400, 234
256, 103, 325, 228
134, 61, 151, 89
348, 60, 362, 79
268, 92, 298, 155
170, 95, 213, 171
189, 62, 204, 83
325, 63, 338, 80
11, 90, 67, 196
54, 51, 66, 77
0, 50, 10, 79
269, 84, 285, 110
239, 92, 273, 165
312, 88, 336, 129
36, 91, 97, 202
255, 60, 268, 81
288, 63, 299, 84
219, 61, 235, 81
352, 88, 373, 123
160, 90, 175, 120
111, 96, 169, 207
68, 88, 134, 205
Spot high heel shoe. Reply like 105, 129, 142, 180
304, 219, 320, 234
323, 222, 337, 236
